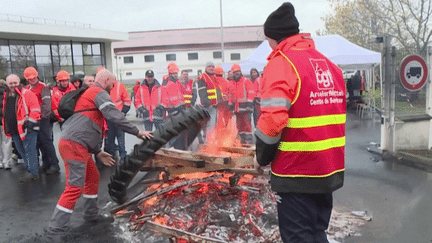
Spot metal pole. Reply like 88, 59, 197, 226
380, 35, 395, 153
390, 46, 396, 153
220, 0, 225, 63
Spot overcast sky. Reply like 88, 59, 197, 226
1, 0, 331, 35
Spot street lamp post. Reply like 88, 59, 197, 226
220, 0, 225, 63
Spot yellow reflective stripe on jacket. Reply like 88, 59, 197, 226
207, 89, 217, 99
279, 137, 345, 152
184, 95, 192, 98
288, 114, 346, 128
272, 168, 345, 178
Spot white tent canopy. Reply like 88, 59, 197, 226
222, 35, 381, 72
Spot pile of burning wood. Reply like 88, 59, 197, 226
110, 115, 370, 242
113, 172, 280, 243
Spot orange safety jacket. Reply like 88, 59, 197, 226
2, 87, 41, 140
179, 79, 194, 108
110, 81, 132, 112
228, 76, 255, 113
256, 33, 346, 194
215, 76, 230, 102
134, 80, 163, 122
52, 83, 76, 122
161, 77, 185, 110
252, 77, 261, 100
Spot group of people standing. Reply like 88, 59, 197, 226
132, 61, 262, 148
0, 66, 131, 181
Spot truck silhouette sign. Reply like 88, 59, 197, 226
406, 67, 421, 78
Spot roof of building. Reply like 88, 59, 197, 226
0, 17, 127, 42
113, 25, 265, 49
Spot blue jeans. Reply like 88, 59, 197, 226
38, 118, 59, 168
12, 130, 38, 175
104, 120, 126, 158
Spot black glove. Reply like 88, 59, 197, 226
121, 105, 130, 115
229, 104, 234, 111
255, 135, 279, 166
137, 107, 145, 118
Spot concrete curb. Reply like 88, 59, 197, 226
383, 150, 432, 173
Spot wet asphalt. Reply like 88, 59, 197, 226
0, 111, 431, 242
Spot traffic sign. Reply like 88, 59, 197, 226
399, 54, 428, 91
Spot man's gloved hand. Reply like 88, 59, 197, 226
137, 107, 145, 118
255, 135, 279, 167
228, 103, 234, 111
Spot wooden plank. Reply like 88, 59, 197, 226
161, 148, 232, 165
146, 221, 228, 243
193, 153, 232, 165
154, 150, 205, 168
220, 146, 255, 156
165, 162, 235, 176
230, 155, 255, 167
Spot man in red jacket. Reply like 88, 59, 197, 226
51, 70, 76, 124
45, 69, 152, 241
179, 70, 194, 108
3, 74, 41, 181
228, 64, 255, 144
24, 67, 60, 174
255, 3, 346, 242
135, 70, 164, 131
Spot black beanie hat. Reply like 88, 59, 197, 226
264, 2, 300, 43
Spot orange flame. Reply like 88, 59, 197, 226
153, 215, 168, 225
144, 196, 159, 207
201, 106, 242, 156
178, 172, 216, 180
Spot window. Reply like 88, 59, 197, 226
231, 53, 241, 61
213, 51, 222, 59
166, 54, 176, 61
188, 53, 198, 60
126, 72, 132, 76
124, 56, 134, 64
145, 55, 154, 62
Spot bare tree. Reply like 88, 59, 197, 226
320, 0, 432, 57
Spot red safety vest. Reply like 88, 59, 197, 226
272, 48, 346, 182
179, 79, 194, 108
198, 73, 222, 105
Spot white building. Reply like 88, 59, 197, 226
0, 14, 127, 84
112, 25, 265, 83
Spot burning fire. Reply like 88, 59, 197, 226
128, 171, 275, 242
201, 107, 243, 156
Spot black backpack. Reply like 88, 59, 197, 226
58, 87, 98, 120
